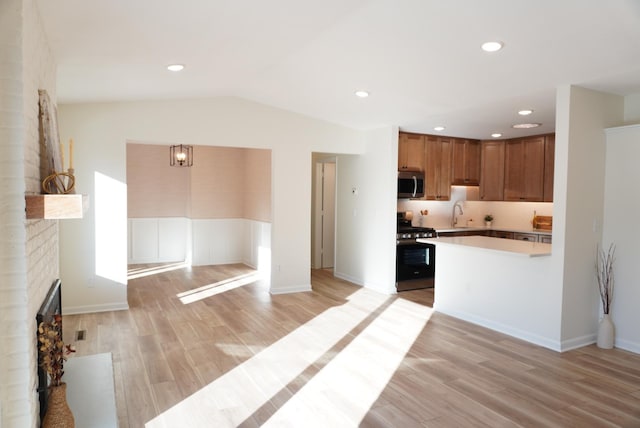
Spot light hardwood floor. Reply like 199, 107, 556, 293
63, 264, 640, 427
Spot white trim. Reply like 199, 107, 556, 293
604, 123, 640, 134
63, 302, 129, 315
270, 284, 312, 295
559, 334, 596, 352
433, 306, 562, 352
333, 271, 363, 286
613, 338, 640, 355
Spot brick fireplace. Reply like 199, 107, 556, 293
0, 0, 59, 426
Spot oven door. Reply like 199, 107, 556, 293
396, 241, 435, 291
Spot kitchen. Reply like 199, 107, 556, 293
395, 130, 559, 348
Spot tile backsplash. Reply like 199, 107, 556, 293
397, 186, 553, 230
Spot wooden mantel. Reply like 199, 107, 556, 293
25, 194, 88, 219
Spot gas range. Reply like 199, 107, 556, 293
396, 226, 437, 243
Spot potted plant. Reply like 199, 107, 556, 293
38, 314, 76, 427
595, 243, 615, 349
484, 214, 494, 228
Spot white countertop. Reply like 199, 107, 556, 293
435, 226, 552, 235
417, 235, 552, 257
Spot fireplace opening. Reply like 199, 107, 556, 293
36, 279, 62, 423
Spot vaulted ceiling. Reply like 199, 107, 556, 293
36, 0, 640, 139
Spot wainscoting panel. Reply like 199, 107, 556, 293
129, 218, 271, 269
244, 220, 271, 271
129, 218, 159, 262
128, 218, 188, 264
192, 219, 245, 266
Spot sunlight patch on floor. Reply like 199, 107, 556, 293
127, 262, 189, 280
215, 343, 266, 358
176, 271, 262, 304
145, 288, 390, 427
262, 298, 433, 426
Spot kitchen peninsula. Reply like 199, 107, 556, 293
418, 235, 558, 350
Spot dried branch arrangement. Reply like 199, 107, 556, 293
38, 314, 75, 387
595, 243, 615, 315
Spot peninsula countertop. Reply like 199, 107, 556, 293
417, 235, 552, 257
434, 226, 552, 236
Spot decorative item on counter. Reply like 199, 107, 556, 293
595, 243, 616, 349
419, 209, 429, 227
533, 215, 552, 230
38, 314, 76, 427
484, 214, 493, 228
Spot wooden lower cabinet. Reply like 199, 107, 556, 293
514, 232, 538, 242
538, 234, 552, 244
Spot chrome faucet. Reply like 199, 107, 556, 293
451, 200, 464, 227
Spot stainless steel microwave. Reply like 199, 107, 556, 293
397, 171, 425, 198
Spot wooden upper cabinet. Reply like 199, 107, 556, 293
479, 140, 505, 201
425, 136, 452, 200
451, 138, 481, 185
543, 134, 555, 202
398, 132, 425, 171
504, 136, 545, 201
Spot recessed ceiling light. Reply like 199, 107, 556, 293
518, 109, 534, 116
491, 133, 503, 138
433, 126, 445, 131
167, 64, 185, 72
481, 41, 504, 52
355, 90, 369, 98
512, 123, 541, 129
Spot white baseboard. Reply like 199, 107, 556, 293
63, 302, 129, 315
560, 334, 596, 352
614, 338, 640, 355
269, 284, 312, 294
333, 271, 364, 286
433, 305, 562, 352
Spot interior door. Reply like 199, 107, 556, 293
313, 161, 336, 269
321, 162, 336, 268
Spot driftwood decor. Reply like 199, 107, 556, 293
38, 90, 75, 194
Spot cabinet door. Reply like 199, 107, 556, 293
544, 134, 555, 202
479, 141, 505, 201
504, 136, 545, 201
398, 132, 425, 171
438, 137, 453, 199
452, 139, 480, 185
514, 232, 538, 242
504, 139, 525, 201
425, 136, 452, 200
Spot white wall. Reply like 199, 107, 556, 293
58, 97, 365, 307
434, 245, 560, 350
603, 124, 640, 353
334, 127, 398, 294
556, 86, 624, 345
624, 93, 640, 123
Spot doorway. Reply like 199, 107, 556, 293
312, 157, 336, 269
